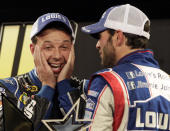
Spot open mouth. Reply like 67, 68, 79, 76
49, 63, 63, 74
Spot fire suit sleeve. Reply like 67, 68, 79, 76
57, 79, 81, 114
84, 76, 114, 131
56, 78, 89, 117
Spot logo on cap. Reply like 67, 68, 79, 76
41, 13, 66, 23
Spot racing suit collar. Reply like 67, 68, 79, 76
29, 69, 42, 88
116, 49, 160, 68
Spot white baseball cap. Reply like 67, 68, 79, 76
30, 13, 74, 39
81, 4, 150, 39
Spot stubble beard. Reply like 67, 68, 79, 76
101, 39, 116, 68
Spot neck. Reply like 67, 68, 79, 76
115, 48, 143, 65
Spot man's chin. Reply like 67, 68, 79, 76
54, 73, 59, 78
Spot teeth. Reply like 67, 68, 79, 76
50, 64, 60, 68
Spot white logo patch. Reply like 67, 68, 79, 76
84, 110, 93, 119
24, 99, 36, 119
88, 90, 99, 97
86, 98, 95, 110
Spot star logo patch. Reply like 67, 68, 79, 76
42, 97, 92, 131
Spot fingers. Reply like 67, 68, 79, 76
68, 44, 75, 68
33, 45, 56, 88
57, 44, 75, 82
70, 44, 75, 70
33, 45, 50, 72
39, 47, 50, 70
33, 45, 41, 68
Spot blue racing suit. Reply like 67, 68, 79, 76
0, 69, 87, 131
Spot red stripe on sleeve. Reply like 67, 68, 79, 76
100, 71, 125, 131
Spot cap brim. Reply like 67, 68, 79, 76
81, 21, 107, 34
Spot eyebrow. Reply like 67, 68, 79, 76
46, 39, 71, 42
42, 40, 72, 45
43, 40, 51, 43
62, 40, 72, 43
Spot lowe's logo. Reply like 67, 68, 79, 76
41, 13, 66, 23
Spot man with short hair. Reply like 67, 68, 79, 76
0, 13, 86, 130
81, 4, 170, 130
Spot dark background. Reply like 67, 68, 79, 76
0, 0, 170, 22
0, 0, 170, 79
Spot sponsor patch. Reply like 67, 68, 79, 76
84, 110, 92, 119
126, 71, 136, 79
25, 85, 38, 92
24, 99, 36, 119
127, 81, 136, 90
19, 92, 29, 105
88, 90, 99, 97
86, 98, 95, 110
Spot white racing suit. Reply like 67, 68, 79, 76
84, 49, 170, 131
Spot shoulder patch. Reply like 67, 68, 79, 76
86, 98, 95, 110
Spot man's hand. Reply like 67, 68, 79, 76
57, 44, 75, 82
33, 45, 56, 88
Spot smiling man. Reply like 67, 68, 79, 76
0, 13, 86, 131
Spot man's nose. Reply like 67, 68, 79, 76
96, 41, 100, 49
52, 48, 62, 59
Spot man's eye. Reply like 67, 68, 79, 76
61, 46, 69, 49
44, 46, 52, 50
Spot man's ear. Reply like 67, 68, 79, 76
115, 30, 124, 47
30, 43, 35, 55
